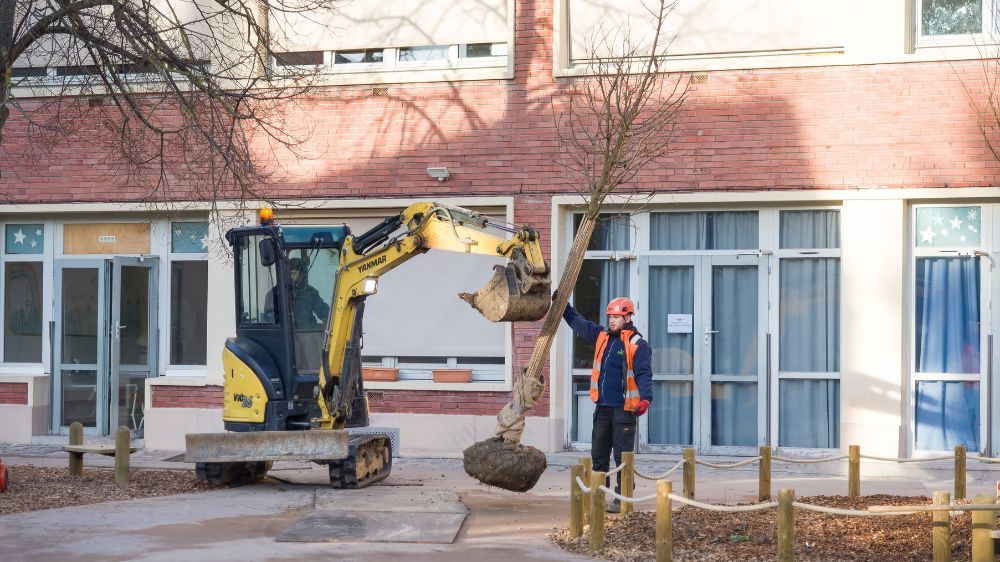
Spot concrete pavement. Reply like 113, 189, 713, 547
3, 445, 1000, 561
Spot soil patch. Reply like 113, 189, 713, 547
0, 465, 223, 515
549, 495, 989, 561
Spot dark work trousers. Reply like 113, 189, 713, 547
591, 405, 637, 494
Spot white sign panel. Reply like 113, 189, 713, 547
667, 314, 693, 334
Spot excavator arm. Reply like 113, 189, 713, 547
314, 202, 551, 430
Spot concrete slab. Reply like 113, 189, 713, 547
278, 510, 467, 543
314, 487, 468, 513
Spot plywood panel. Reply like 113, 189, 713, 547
63, 223, 151, 254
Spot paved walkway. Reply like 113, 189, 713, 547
3, 444, 1000, 561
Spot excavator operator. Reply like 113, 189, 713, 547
266, 257, 330, 329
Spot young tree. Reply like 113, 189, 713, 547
0, 0, 338, 216
495, 0, 689, 445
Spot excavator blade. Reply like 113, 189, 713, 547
459, 264, 551, 322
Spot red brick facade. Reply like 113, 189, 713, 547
3, 0, 998, 417
0, 383, 28, 405
151, 386, 224, 409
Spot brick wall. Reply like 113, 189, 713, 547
368, 389, 512, 416
0, 383, 28, 405
151, 385, 223, 409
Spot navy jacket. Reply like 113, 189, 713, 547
562, 304, 653, 408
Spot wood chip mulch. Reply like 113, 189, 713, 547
549, 495, 994, 561
0, 465, 224, 516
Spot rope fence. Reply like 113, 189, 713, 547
568, 445, 1000, 561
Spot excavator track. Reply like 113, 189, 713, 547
327, 434, 392, 489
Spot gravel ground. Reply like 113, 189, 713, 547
549, 495, 992, 561
0, 465, 223, 515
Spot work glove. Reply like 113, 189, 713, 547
635, 400, 650, 416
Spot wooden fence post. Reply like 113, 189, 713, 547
114, 426, 130, 485
621, 451, 635, 515
582, 457, 593, 526
777, 488, 795, 562
932, 491, 950, 562
683, 448, 696, 500
955, 446, 967, 501
848, 445, 860, 498
590, 471, 606, 552
971, 493, 995, 562
570, 464, 584, 538
656, 480, 672, 562
759, 445, 772, 501
68, 422, 83, 476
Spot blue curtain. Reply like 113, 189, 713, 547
779, 210, 840, 249
712, 382, 757, 446
649, 381, 693, 445
648, 266, 694, 375
779, 380, 839, 448
915, 258, 980, 374
650, 212, 758, 250
780, 259, 840, 372
712, 265, 757, 376
916, 381, 979, 450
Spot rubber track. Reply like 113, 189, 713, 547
328, 434, 392, 489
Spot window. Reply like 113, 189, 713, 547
462, 43, 508, 58
3, 224, 45, 364
650, 211, 759, 250
398, 45, 449, 62
920, 0, 983, 36
912, 205, 983, 451
334, 49, 384, 64
777, 210, 841, 449
170, 262, 207, 365
237, 235, 280, 326
275, 51, 324, 66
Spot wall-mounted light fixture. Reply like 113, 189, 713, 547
426, 167, 450, 181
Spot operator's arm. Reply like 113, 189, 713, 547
562, 303, 604, 345
633, 338, 653, 404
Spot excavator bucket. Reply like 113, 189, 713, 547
460, 263, 551, 322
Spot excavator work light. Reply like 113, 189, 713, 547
362, 277, 378, 295
259, 207, 275, 225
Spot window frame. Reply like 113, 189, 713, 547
914, 0, 995, 48
163, 220, 210, 375
909, 203, 991, 454
0, 221, 51, 374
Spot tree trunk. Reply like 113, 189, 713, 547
494, 211, 598, 442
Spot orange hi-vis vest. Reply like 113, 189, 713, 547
590, 329, 642, 412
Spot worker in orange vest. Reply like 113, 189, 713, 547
561, 296, 652, 513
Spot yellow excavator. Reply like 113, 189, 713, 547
185, 202, 551, 487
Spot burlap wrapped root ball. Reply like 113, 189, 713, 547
463, 437, 548, 492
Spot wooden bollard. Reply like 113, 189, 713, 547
621, 452, 635, 515
68, 422, 84, 476
656, 480, 672, 562
590, 471, 606, 552
569, 464, 584, 538
759, 445, 772, 501
683, 448, 696, 499
115, 426, 130, 485
971, 493, 995, 562
955, 445, 967, 501
848, 445, 860, 498
932, 491, 950, 562
581, 457, 593, 526
777, 488, 795, 562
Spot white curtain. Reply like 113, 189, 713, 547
780, 210, 840, 249
651, 212, 758, 250
711, 265, 757, 376
711, 382, 757, 446
648, 266, 694, 374
649, 382, 693, 445
779, 259, 840, 372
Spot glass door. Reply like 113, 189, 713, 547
642, 254, 767, 453
109, 257, 158, 434
53, 261, 107, 435
703, 255, 767, 454
53, 257, 158, 435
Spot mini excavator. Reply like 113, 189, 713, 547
185, 202, 551, 488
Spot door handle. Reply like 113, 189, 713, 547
115, 322, 127, 340
704, 325, 718, 345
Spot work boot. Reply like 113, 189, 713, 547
605, 499, 621, 513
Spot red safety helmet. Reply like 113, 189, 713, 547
606, 297, 635, 317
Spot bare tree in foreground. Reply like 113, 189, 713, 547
494, 0, 689, 445
0, 0, 339, 218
